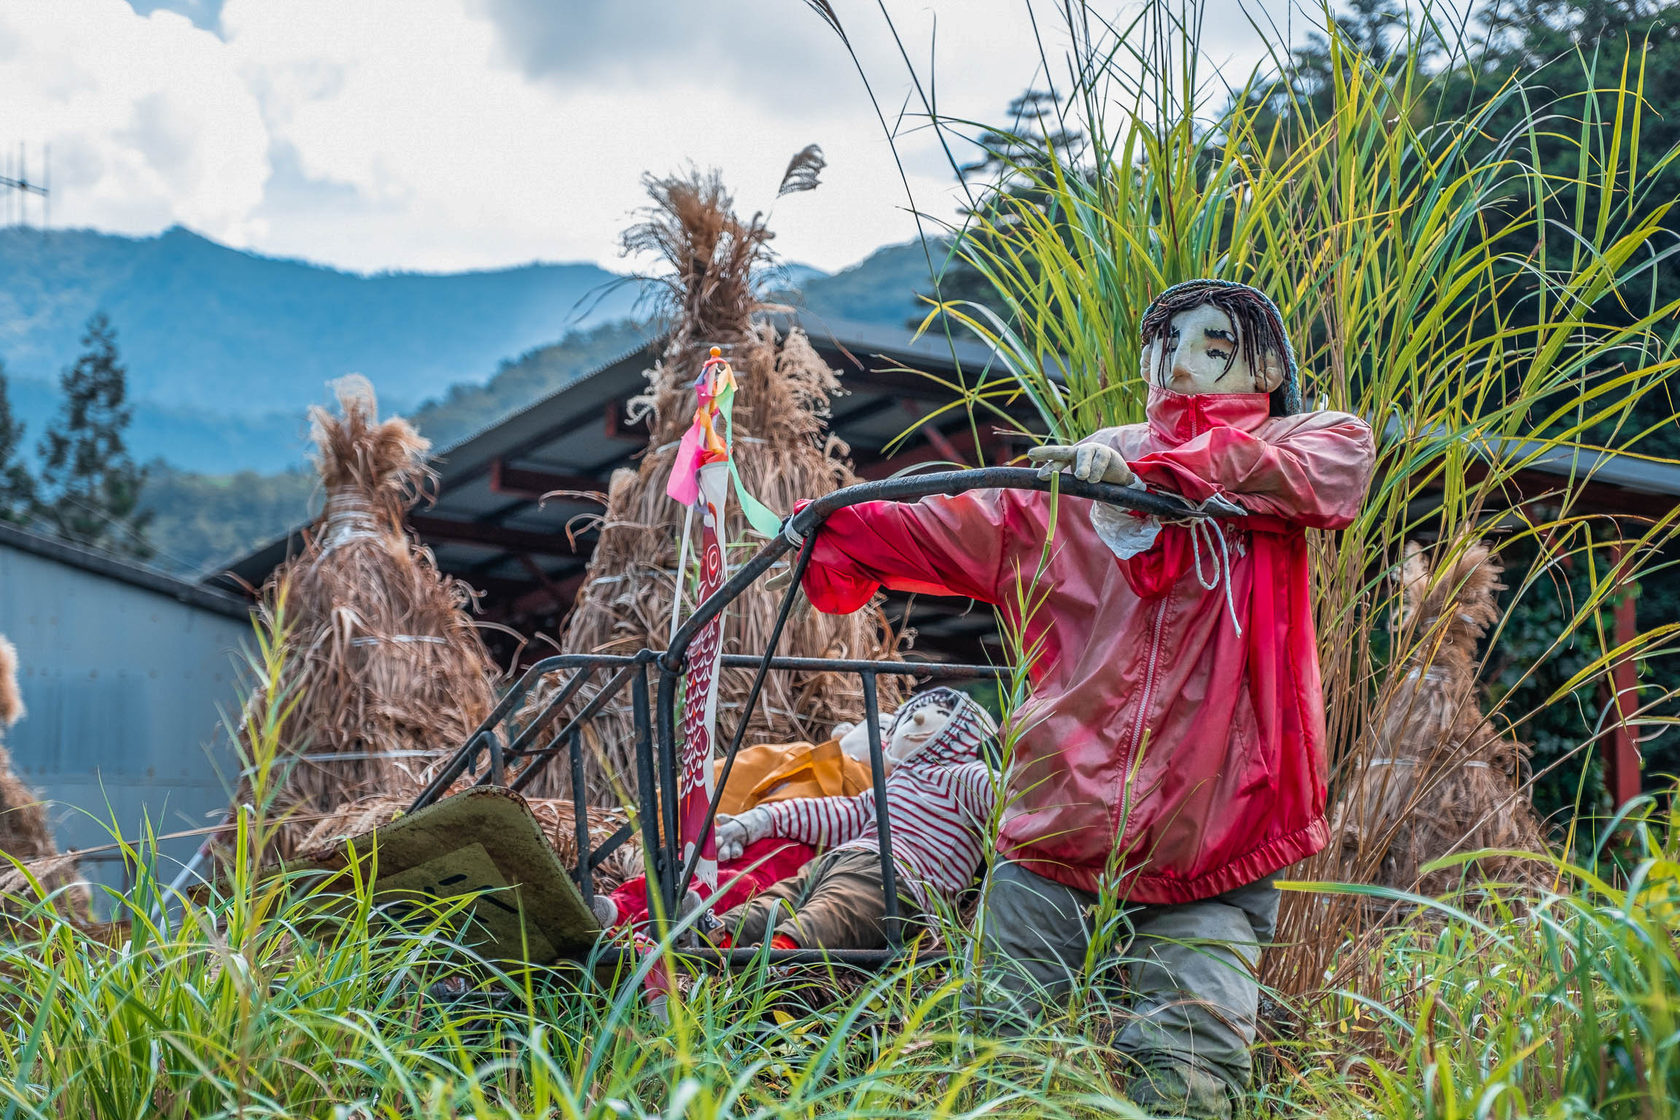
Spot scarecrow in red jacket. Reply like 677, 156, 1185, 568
791, 280, 1374, 1119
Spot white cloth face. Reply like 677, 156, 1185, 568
1139, 303, 1283, 396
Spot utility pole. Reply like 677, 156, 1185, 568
1, 144, 50, 227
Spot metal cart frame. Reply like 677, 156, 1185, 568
407, 467, 1194, 968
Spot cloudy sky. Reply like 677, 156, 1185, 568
0, 0, 1305, 275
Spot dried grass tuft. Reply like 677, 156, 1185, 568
0, 636, 89, 917
239, 378, 500, 859
1328, 541, 1552, 899
521, 169, 909, 802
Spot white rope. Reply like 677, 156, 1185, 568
1365, 757, 1492, 771
295, 749, 440, 762
1185, 515, 1243, 638
321, 487, 382, 551
349, 635, 449, 647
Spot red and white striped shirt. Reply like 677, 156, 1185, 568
760, 701, 997, 908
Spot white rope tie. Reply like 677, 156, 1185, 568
1365, 757, 1492, 771
295, 749, 440, 762
322, 487, 381, 551
1402, 667, 1448, 683
1185, 515, 1242, 638
781, 517, 806, 548
349, 635, 449, 648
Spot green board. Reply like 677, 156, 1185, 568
294, 786, 603, 964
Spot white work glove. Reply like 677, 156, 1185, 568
714, 805, 773, 862
1027, 442, 1136, 487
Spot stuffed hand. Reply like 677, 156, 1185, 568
714, 806, 773, 862
1027, 443, 1136, 487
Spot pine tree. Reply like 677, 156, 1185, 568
0, 358, 37, 526
36, 312, 153, 559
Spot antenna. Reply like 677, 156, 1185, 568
0, 142, 50, 228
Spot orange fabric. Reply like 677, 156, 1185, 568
711, 738, 871, 817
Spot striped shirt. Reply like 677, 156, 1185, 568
760, 700, 997, 908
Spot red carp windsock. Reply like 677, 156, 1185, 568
665, 347, 780, 891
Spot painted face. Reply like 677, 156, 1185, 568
1140, 303, 1284, 396
835, 711, 894, 763
884, 699, 956, 771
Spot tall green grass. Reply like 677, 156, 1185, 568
5, 609, 1674, 1118
0, 607, 1158, 1120
810, 0, 1680, 986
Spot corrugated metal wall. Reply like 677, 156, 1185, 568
0, 543, 251, 893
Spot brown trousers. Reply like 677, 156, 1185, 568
717, 847, 912, 949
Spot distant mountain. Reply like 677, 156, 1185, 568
0, 224, 646, 457
0, 226, 945, 474
791, 240, 945, 329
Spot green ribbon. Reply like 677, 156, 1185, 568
715, 375, 784, 538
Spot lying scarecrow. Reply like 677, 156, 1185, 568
705, 687, 998, 951
780, 279, 1375, 1120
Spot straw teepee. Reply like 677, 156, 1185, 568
239, 377, 500, 858
0, 636, 88, 914
1332, 541, 1551, 897
524, 165, 908, 801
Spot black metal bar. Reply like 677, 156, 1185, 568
655, 664, 681, 928
500, 667, 594, 761
662, 467, 1198, 670
630, 668, 665, 932
569, 728, 592, 909
714, 654, 1006, 678
409, 654, 648, 811
487, 730, 505, 787
510, 665, 639, 791
861, 672, 903, 948
675, 528, 819, 899
589, 822, 634, 872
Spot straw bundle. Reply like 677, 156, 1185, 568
1330, 542, 1551, 897
242, 378, 499, 859
524, 168, 908, 801
0, 636, 89, 916
295, 793, 643, 894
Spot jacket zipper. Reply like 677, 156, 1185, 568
1115, 594, 1169, 848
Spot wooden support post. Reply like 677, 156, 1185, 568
1604, 544, 1642, 808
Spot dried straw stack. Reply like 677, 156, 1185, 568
0, 636, 89, 915
242, 378, 499, 858
523, 166, 908, 801
1330, 541, 1551, 897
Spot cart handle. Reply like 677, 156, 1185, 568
660, 465, 1199, 672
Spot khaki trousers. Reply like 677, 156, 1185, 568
717, 848, 914, 949
968, 859, 1280, 1119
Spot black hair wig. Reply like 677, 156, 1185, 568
1139, 279, 1303, 415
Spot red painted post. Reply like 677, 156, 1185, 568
1605, 549, 1642, 808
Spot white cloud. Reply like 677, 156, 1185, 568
1, 0, 1299, 274
0, 0, 269, 245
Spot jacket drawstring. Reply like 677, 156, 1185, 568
1184, 512, 1243, 638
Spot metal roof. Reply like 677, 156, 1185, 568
1, 520, 250, 620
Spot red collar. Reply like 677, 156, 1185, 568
1146, 386, 1271, 445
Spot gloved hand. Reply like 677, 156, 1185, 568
714, 806, 773, 862
1027, 442, 1136, 487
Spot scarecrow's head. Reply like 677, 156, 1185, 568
882, 687, 998, 772
1139, 279, 1303, 415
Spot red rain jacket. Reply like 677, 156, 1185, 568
799, 388, 1375, 904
